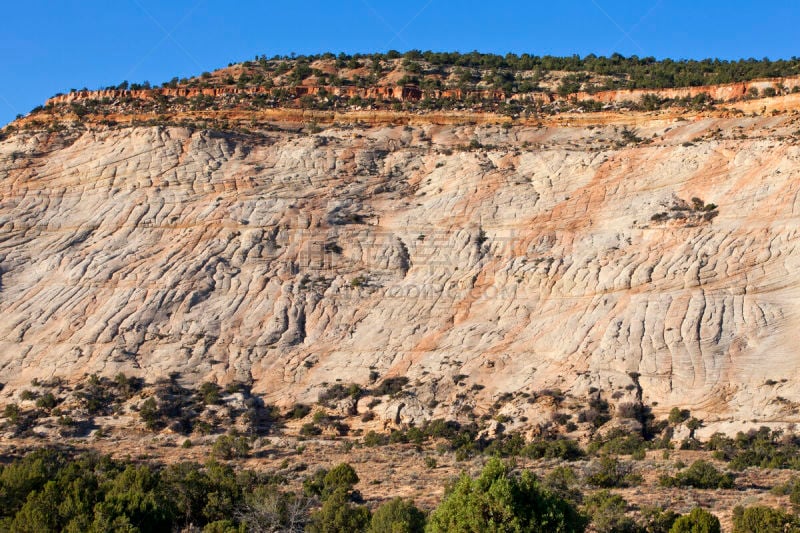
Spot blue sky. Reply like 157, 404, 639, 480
1, 0, 799, 126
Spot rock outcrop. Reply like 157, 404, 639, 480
44, 75, 800, 108
44, 84, 517, 107
3, 110, 800, 432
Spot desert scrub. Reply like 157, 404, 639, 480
659, 460, 734, 489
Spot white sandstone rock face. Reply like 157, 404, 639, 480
2, 117, 800, 431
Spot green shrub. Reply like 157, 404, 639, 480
522, 438, 585, 461
3, 403, 21, 425
0, 449, 290, 532
686, 418, 702, 433
300, 423, 322, 437
319, 383, 363, 406
406, 427, 425, 445
792, 481, 800, 510
323, 463, 359, 497
363, 430, 388, 447
373, 377, 409, 397
483, 432, 526, 457
769, 475, 799, 497
368, 497, 425, 533
426, 458, 586, 532
659, 460, 734, 489
203, 519, 243, 532
731, 505, 799, 533
303, 462, 360, 501
19, 390, 37, 401
307, 488, 371, 533
586, 456, 642, 488
114, 372, 142, 399
313, 410, 331, 424
638, 506, 680, 533
389, 429, 408, 444
304, 463, 369, 531
139, 397, 160, 430
224, 382, 244, 394
35, 392, 57, 410
706, 432, 735, 460
670, 508, 720, 533
583, 490, 636, 533
303, 469, 328, 498
91, 464, 173, 532
77, 374, 115, 414
587, 429, 645, 456
668, 408, 690, 425
198, 382, 222, 405
577, 397, 611, 428
421, 419, 461, 440
211, 435, 251, 460
727, 427, 800, 470
0, 449, 64, 513
288, 403, 311, 419
543, 466, 582, 505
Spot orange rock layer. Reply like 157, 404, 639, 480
44, 75, 800, 107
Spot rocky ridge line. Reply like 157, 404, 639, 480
43, 75, 800, 109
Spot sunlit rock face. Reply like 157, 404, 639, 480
2, 114, 800, 433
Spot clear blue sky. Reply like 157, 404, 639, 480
1, 0, 799, 126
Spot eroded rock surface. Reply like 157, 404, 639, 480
2, 115, 800, 431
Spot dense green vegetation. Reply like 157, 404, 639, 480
732, 505, 800, 533
670, 508, 720, 533
3, 449, 777, 533
82, 52, 800, 96
0, 448, 284, 532
35, 50, 800, 121
224, 51, 800, 92
426, 458, 586, 532
707, 426, 800, 470
6, 374, 800, 531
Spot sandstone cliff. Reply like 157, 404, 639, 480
2, 106, 800, 434
43, 74, 800, 108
